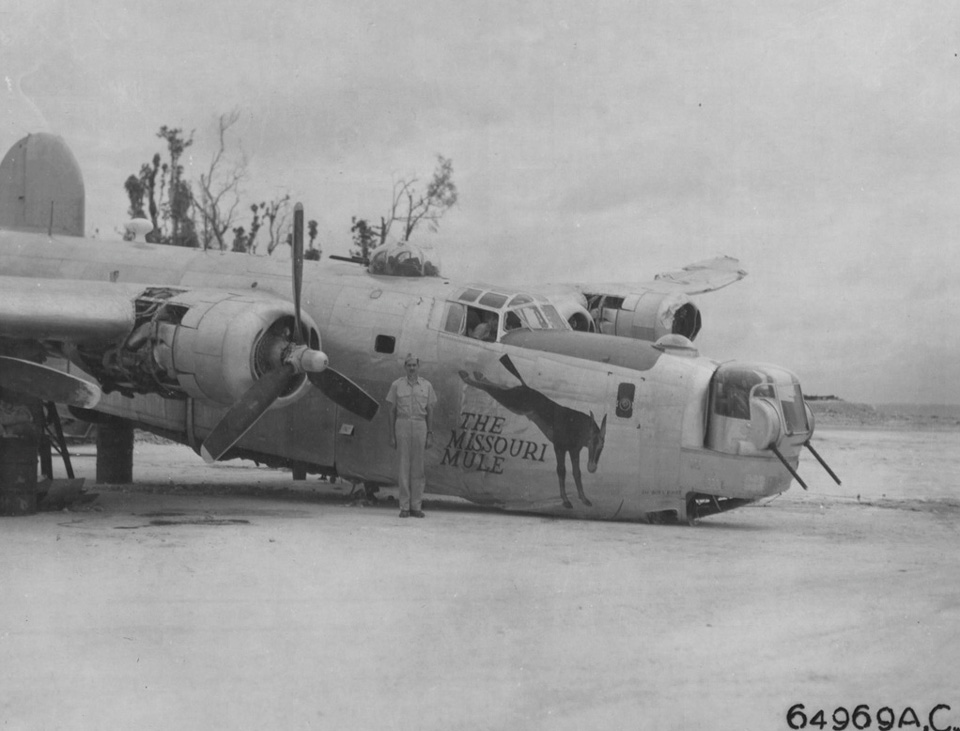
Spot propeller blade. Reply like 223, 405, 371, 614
201, 364, 298, 463
308, 368, 380, 421
291, 202, 304, 345
0, 356, 101, 408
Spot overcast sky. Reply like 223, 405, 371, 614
2, 0, 958, 404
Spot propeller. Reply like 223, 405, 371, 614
201, 203, 379, 463
0, 356, 101, 408
308, 369, 379, 421
200, 364, 298, 463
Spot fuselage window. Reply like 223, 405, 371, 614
375, 334, 396, 354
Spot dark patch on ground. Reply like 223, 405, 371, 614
114, 514, 252, 529
149, 517, 250, 526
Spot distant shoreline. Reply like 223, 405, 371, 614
809, 399, 960, 431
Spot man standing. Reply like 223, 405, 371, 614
386, 354, 437, 518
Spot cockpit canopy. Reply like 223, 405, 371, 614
441, 287, 570, 343
368, 242, 440, 277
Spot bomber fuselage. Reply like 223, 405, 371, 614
0, 231, 811, 521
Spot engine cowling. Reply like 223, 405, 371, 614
93, 287, 321, 406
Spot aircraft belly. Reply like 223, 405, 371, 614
94, 392, 188, 435
90, 390, 339, 467
229, 395, 337, 465
680, 447, 792, 499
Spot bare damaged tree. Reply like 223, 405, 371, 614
349, 155, 457, 259
385, 155, 458, 242
194, 110, 247, 250
263, 194, 292, 255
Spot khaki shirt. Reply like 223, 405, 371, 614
386, 377, 437, 421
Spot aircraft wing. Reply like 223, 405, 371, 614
570, 255, 747, 298
0, 270, 378, 459
0, 276, 145, 408
0, 276, 139, 343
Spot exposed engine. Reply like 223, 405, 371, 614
559, 291, 702, 342
74, 287, 321, 406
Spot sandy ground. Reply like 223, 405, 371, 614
2, 428, 960, 731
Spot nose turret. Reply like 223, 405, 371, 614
707, 361, 811, 456
703, 361, 840, 492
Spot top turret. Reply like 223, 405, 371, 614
367, 241, 440, 277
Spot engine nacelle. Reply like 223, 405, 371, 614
552, 289, 702, 342
153, 290, 319, 405
91, 287, 321, 406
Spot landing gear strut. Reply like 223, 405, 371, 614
0, 392, 42, 515
97, 418, 134, 484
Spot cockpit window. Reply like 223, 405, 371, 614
458, 288, 482, 303
446, 288, 568, 341
541, 304, 567, 330
443, 302, 466, 334
504, 311, 523, 331
516, 304, 549, 329
508, 294, 533, 306
465, 307, 499, 341
479, 292, 509, 309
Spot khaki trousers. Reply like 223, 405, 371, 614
396, 419, 427, 511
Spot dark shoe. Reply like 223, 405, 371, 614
399, 510, 410, 518
411, 510, 425, 518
